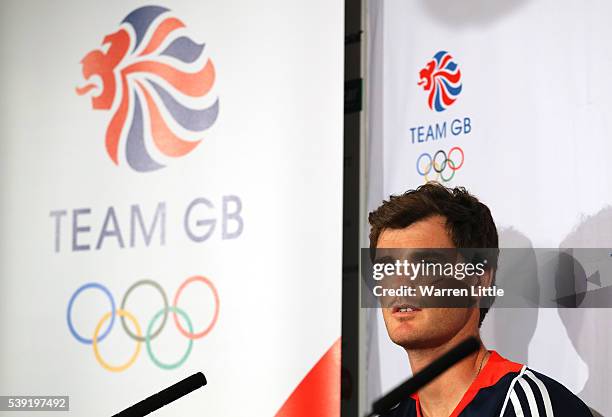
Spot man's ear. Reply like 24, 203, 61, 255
479, 268, 495, 288
471, 268, 495, 309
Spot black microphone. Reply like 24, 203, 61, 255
112, 372, 207, 417
366, 337, 480, 417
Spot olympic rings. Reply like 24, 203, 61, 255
416, 146, 464, 183
66, 275, 219, 371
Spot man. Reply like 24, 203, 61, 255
369, 182, 592, 417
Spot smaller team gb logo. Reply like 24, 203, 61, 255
418, 51, 462, 112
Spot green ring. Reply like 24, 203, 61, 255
440, 158, 457, 182
146, 306, 194, 370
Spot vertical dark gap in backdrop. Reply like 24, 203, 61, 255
342, 0, 362, 415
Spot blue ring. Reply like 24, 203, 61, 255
416, 153, 433, 176
67, 282, 116, 344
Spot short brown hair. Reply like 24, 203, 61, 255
368, 182, 499, 326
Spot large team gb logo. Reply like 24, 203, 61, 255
67, 276, 220, 371
418, 51, 462, 112
76, 6, 219, 172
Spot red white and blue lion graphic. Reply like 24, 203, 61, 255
418, 51, 462, 112
76, 5, 218, 172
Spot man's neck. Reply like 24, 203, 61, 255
406, 331, 488, 417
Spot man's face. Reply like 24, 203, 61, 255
377, 215, 476, 350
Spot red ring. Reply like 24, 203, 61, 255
448, 146, 464, 170
172, 275, 220, 340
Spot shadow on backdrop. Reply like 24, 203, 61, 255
482, 227, 538, 365
557, 206, 612, 417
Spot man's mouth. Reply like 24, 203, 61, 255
391, 304, 422, 315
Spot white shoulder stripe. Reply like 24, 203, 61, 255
525, 370, 554, 417
498, 365, 527, 417
510, 390, 525, 417
518, 377, 540, 417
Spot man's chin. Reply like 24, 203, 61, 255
392, 337, 431, 350
390, 332, 450, 350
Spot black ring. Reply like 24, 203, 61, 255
433, 150, 447, 173
120, 279, 168, 342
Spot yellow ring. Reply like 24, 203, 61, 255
423, 160, 442, 183
93, 309, 142, 372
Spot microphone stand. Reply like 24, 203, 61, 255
112, 372, 207, 417
365, 337, 479, 417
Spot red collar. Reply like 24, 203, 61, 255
411, 351, 523, 417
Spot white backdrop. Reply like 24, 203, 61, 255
365, 0, 612, 416
0, 1, 343, 416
